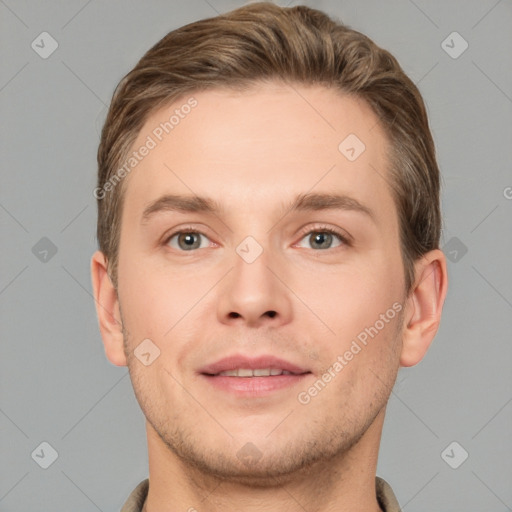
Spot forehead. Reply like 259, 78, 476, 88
121, 82, 396, 227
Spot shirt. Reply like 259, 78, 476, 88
120, 476, 401, 511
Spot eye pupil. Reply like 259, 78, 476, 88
311, 232, 332, 249
179, 233, 200, 250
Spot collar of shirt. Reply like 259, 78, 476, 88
120, 476, 401, 512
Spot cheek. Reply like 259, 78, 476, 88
306, 261, 404, 381
117, 261, 170, 348
117, 260, 216, 375
316, 265, 399, 331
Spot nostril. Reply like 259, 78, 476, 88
227, 311, 276, 319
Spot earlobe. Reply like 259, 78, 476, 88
90, 251, 127, 367
400, 249, 448, 367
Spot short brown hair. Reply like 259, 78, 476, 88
96, 1, 442, 295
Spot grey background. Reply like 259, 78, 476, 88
1, 0, 511, 510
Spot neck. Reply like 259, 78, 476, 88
142, 409, 386, 512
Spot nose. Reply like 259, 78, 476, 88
216, 243, 293, 328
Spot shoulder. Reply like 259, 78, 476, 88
376, 476, 401, 512
120, 478, 149, 512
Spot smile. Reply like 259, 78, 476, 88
215, 368, 298, 377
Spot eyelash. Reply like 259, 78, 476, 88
294, 224, 351, 249
163, 224, 351, 251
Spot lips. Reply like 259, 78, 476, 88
199, 354, 312, 397
199, 354, 310, 377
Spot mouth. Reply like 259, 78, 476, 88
198, 355, 312, 396
209, 368, 304, 377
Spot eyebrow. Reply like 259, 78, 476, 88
141, 192, 376, 223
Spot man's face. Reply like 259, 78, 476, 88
116, 82, 407, 480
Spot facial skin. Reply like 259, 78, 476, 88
92, 82, 447, 512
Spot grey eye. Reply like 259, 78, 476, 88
167, 232, 209, 251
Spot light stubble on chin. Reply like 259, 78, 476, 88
118, 300, 405, 487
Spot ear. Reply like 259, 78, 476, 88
90, 251, 127, 366
400, 249, 448, 367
